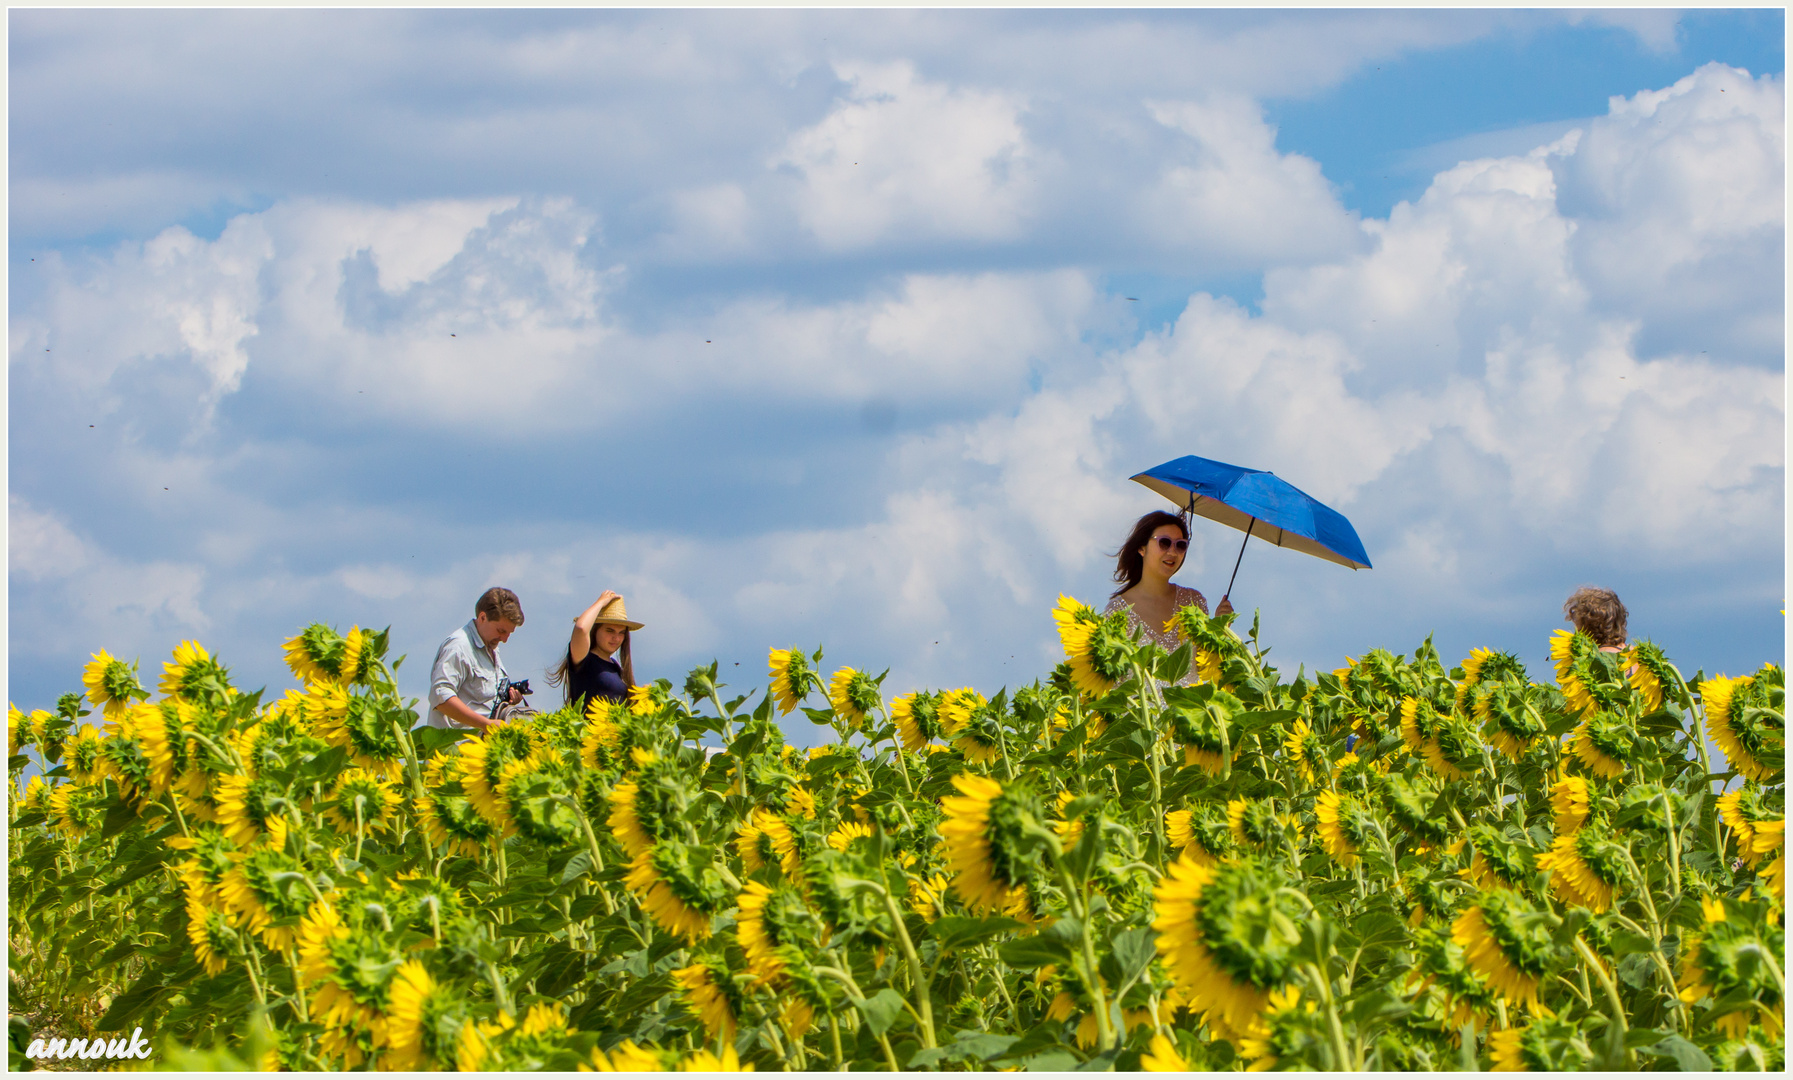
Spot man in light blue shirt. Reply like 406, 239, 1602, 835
427, 587, 526, 732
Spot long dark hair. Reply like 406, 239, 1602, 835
547, 626, 636, 706
1110, 510, 1188, 598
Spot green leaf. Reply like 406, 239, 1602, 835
852, 988, 910, 1037
998, 927, 1077, 969
930, 915, 1026, 951
559, 851, 594, 885
410, 725, 468, 757
1156, 642, 1192, 685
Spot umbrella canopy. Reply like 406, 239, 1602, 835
1131, 454, 1372, 571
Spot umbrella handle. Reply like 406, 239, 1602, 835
1222, 518, 1255, 607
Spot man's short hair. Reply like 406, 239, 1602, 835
1563, 586, 1626, 648
476, 586, 525, 626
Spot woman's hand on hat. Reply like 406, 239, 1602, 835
595, 589, 619, 608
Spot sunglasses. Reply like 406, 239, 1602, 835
1152, 536, 1190, 553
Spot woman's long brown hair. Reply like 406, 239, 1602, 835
546, 626, 637, 706
1110, 510, 1189, 599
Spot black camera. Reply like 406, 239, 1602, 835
490, 678, 533, 717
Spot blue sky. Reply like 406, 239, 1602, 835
8, 9, 1784, 745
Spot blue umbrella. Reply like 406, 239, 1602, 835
1131, 454, 1371, 604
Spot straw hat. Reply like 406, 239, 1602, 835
592, 596, 644, 631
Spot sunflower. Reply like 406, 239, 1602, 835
1451, 892, 1554, 1015
186, 887, 237, 976
63, 723, 111, 786
1399, 695, 1439, 752
1548, 629, 1599, 717
909, 872, 951, 922
1053, 595, 1132, 698
159, 640, 230, 701
496, 748, 583, 846
1700, 673, 1782, 783
1227, 796, 1296, 852
283, 624, 345, 685
297, 897, 396, 1068
1677, 896, 1785, 1041
8, 705, 35, 756
383, 959, 457, 1070
338, 627, 367, 684
939, 774, 1040, 916
827, 667, 881, 729
321, 768, 402, 836
214, 773, 290, 849
456, 1013, 517, 1072
1139, 1032, 1188, 1071
1405, 926, 1496, 1036
1315, 790, 1374, 870
1488, 1015, 1595, 1071
1454, 647, 1496, 711
1462, 826, 1533, 892
82, 650, 144, 718
1165, 604, 1238, 686
1549, 777, 1591, 836
131, 699, 194, 796
1281, 718, 1327, 788
417, 790, 500, 857
1152, 855, 1303, 1043
1165, 804, 1233, 866
737, 880, 820, 985
940, 690, 1003, 765
677, 1045, 752, 1071
1623, 641, 1675, 713
628, 683, 667, 717
47, 783, 106, 838
891, 690, 945, 752
1476, 683, 1546, 762
581, 697, 627, 771
1569, 712, 1634, 780
671, 961, 738, 1043
1234, 985, 1315, 1071
826, 821, 873, 852
584, 1039, 665, 1071
220, 846, 316, 952
624, 840, 728, 943
309, 690, 407, 783
767, 648, 816, 715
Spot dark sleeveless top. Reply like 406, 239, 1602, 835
567, 649, 628, 709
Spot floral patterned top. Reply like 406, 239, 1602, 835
1102, 585, 1210, 653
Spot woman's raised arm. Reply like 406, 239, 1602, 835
569, 590, 620, 664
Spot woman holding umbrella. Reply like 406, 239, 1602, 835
1102, 511, 1234, 656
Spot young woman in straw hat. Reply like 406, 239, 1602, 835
548, 590, 644, 710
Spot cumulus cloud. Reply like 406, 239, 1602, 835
1554, 63, 1785, 363
774, 60, 1039, 249
9, 19, 1780, 723
1141, 96, 1363, 267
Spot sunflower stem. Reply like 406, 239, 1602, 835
573, 800, 617, 915
1572, 936, 1630, 1066
871, 882, 936, 1048
1305, 956, 1353, 1071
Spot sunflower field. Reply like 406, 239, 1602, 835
6, 598, 1785, 1071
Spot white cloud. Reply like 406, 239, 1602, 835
8, 497, 212, 653
774, 60, 1038, 248
1141, 96, 1363, 267
1554, 63, 1785, 361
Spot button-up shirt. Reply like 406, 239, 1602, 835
427, 618, 509, 728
